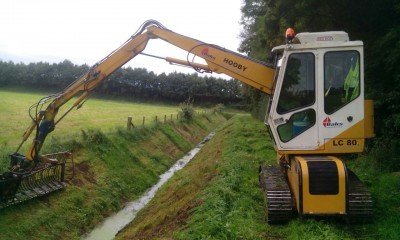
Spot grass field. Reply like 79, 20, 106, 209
0, 88, 182, 147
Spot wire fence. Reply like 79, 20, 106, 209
126, 110, 212, 130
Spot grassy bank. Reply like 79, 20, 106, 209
118, 115, 400, 240
0, 111, 226, 239
117, 116, 229, 239
118, 114, 272, 239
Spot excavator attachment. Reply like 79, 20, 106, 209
0, 152, 73, 209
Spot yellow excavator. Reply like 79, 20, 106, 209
0, 20, 374, 223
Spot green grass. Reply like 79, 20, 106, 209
174, 115, 273, 240
118, 115, 273, 239
0, 88, 227, 239
118, 115, 400, 240
0, 115, 227, 240
346, 156, 400, 240
117, 116, 228, 239
0, 88, 207, 171
0, 88, 180, 146
179, 115, 400, 240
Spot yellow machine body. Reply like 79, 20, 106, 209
287, 156, 346, 215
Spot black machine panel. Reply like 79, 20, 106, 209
307, 161, 339, 195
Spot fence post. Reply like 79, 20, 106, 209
170, 114, 173, 121
155, 116, 158, 123
127, 116, 133, 130
143, 116, 145, 126
164, 115, 166, 123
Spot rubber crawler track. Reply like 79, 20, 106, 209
259, 165, 293, 224
347, 169, 373, 222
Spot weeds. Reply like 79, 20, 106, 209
212, 103, 224, 113
178, 97, 195, 122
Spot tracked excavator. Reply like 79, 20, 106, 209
0, 20, 374, 223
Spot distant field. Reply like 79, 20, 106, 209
0, 89, 181, 148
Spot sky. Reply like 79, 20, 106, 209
0, 0, 244, 78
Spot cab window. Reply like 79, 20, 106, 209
324, 51, 360, 114
277, 53, 315, 114
277, 109, 316, 142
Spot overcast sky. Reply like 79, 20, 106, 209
0, 0, 244, 78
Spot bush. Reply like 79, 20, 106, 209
212, 103, 224, 113
178, 97, 195, 122
81, 129, 109, 145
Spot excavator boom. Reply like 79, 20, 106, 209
24, 20, 276, 162
146, 25, 275, 93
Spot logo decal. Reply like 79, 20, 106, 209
322, 117, 331, 127
223, 58, 247, 72
201, 48, 216, 60
323, 117, 343, 128
317, 36, 334, 41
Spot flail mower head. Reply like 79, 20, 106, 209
0, 152, 73, 209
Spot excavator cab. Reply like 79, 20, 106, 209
266, 31, 373, 154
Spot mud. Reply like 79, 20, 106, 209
70, 161, 96, 187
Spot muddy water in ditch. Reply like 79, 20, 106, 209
83, 131, 215, 240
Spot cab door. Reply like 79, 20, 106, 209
268, 51, 319, 150
318, 48, 364, 152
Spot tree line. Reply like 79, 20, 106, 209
0, 60, 243, 104
239, 0, 400, 170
